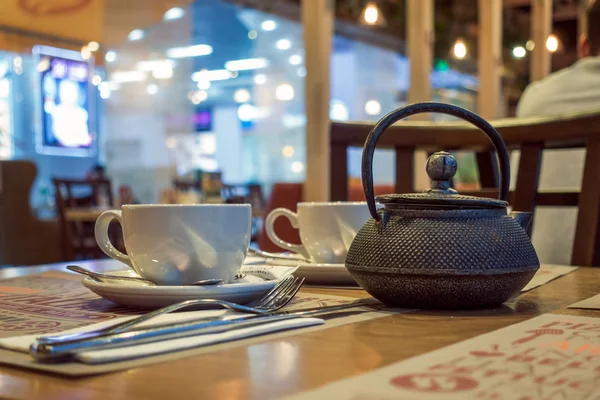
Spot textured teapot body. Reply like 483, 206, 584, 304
347, 102, 540, 309
346, 207, 539, 309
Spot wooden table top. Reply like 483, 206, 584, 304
0, 261, 598, 399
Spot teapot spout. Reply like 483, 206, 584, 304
510, 211, 533, 233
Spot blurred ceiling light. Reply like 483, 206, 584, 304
225, 58, 269, 71
128, 29, 144, 41
166, 44, 213, 58
88, 41, 100, 52
297, 67, 306, 77
546, 34, 559, 52
197, 80, 211, 90
526, 40, 535, 51
164, 7, 185, 21
80, 46, 91, 60
282, 145, 295, 157
291, 161, 304, 174
276, 39, 292, 50
105, 50, 117, 63
153, 64, 173, 79
91, 74, 102, 86
12, 57, 23, 75
254, 74, 267, 85
261, 20, 276, 31
365, 99, 381, 116
166, 137, 177, 148
190, 90, 208, 104
110, 70, 146, 83
288, 54, 302, 65
36, 58, 50, 72
237, 103, 257, 122
137, 60, 174, 79
275, 83, 294, 101
452, 39, 467, 59
99, 85, 111, 99
233, 88, 251, 103
191, 69, 232, 82
361, 2, 385, 26
248, 30, 258, 39
147, 83, 158, 95
512, 46, 526, 59
330, 100, 349, 121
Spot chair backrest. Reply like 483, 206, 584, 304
53, 178, 113, 216
257, 183, 303, 252
0, 160, 61, 265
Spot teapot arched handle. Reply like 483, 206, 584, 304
362, 102, 510, 221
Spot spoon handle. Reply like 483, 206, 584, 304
66, 265, 156, 285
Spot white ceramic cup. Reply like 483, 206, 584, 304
95, 204, 251, 285
265, 202, 371, 264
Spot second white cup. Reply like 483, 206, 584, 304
265, 202, 371, 264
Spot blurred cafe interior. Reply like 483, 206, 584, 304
0, 0, 597, 268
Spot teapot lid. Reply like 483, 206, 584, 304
376, 151, 508, 209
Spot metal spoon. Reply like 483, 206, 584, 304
66, 265, 224, 286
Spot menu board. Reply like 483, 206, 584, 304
33, 45, 95, 157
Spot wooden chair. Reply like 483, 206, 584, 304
329, 109, 600, 266
53, 178, 114, 261
0, 161, 62, 266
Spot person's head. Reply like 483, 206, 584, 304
86, 164, 106, 180
579, 0, 600, 57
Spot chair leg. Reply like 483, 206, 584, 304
512, 143, 543, 237
573, 136, 600, 266
476, 150, 499, 188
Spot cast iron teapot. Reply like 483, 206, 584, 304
346, 102, 539, 309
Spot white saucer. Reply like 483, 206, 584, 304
265, 259, 358, 286
82, 270, 285, 309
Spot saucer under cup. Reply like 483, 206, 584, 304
95, 204, 252, 286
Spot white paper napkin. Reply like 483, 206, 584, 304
0, 309, 323, 364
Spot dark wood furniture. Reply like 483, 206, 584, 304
329, 109, 600, 266
0, 260, 596, 398
53, 178, 114, 261
0, 161, 62, 266
223, 184, 266, 242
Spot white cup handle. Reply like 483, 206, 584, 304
94, 210, 132, 267
265, 208, 309, 258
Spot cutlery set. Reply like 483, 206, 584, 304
31, 275, 380, 361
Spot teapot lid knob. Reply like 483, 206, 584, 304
426, 151, 457, 193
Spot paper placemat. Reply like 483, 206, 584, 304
521, 264, 578, 292
0, 272, 401, 376
568, 293, 600, 309
287, 313, 600, 399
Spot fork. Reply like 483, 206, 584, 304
36, 276, 304, 344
